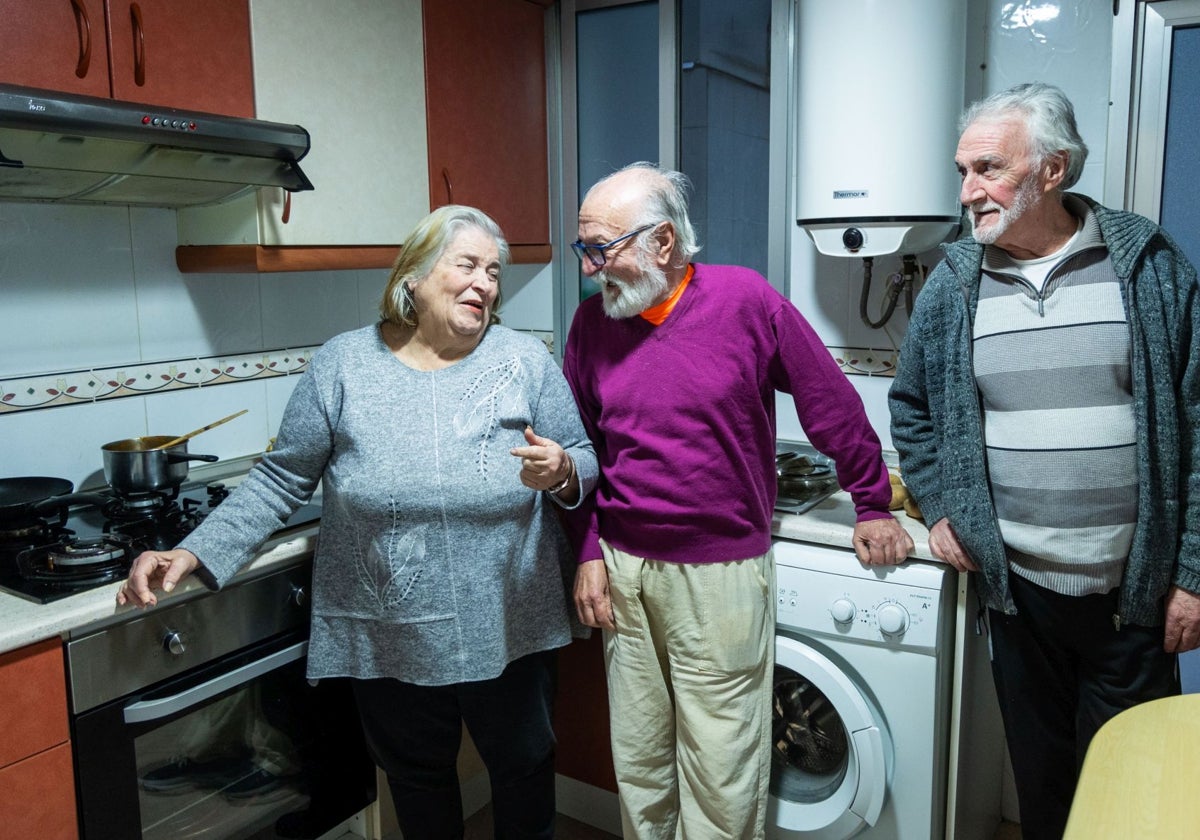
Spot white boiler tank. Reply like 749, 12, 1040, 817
795, 0, 967, 258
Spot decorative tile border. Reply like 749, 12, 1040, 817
2, 332, 850, 416
0, 346, 320, 414
828, 346, 899, 377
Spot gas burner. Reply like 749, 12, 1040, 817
104, 488, 178, 520
47, 536, 130, 567
17, 534, 133, 586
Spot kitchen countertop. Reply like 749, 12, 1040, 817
773, 489, 933, 561
0, 487, 934, 657
0, 524, 318, 655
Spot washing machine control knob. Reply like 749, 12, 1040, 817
830, 598, 856, 624
876, 602, 909, 636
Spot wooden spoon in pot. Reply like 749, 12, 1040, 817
153, 409, 249, 450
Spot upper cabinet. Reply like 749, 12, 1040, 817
423, 0, 550, 247
0, 0, 110, 97
0, 0, 255, 118
176, 0, 552, 272
177, 0, 430, 271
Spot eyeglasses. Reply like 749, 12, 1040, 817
570, 224, 656, 268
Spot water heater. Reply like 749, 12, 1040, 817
796, 0, 967, 258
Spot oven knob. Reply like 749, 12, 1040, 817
830, 598, 856, 624
162, 631, 186, 656
290, 585, 308, 607
877, 603, 909, 636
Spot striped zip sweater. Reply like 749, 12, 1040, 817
973, 197, 1136, 596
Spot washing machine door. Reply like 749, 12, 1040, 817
768, 633, 891, 840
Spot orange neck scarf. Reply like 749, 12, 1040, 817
640, 264, 694, 326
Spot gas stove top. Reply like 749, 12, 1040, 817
0, 482, 320, 605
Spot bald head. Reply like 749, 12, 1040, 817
579, 163, 700, 271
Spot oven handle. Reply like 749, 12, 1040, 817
122, 640, 308, 724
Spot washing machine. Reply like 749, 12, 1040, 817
768, 539, 956, 840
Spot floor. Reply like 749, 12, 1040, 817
460, 809, 1022, 839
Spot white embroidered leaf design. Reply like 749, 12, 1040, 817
348, 495, 427, 613
453, 357, 525, 477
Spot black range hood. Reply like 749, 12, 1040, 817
0, 84, 312, 208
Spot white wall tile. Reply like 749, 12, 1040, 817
264, 374, 303, 440
0, 397, 150, 489
0, 203, 139, 377
260, 271, 361, 348
358, 269, 389, 326
143, 381, 271, 463
130, 207, 265, 359
500, 263, 554, 332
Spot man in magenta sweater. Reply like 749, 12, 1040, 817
564, 162, 912, 839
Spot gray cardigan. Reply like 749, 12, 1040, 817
181, 324, 598, 685
889, 195, 1200, 625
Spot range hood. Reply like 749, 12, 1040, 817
0, 84, 312, 208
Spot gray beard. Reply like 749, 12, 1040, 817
969, 172, 1041, 245
599, 261, 671, 319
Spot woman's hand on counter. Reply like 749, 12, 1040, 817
117, 549, 200, 609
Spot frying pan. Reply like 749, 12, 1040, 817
0, 476, 74, 522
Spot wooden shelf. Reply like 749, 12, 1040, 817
176, 244, 553, 274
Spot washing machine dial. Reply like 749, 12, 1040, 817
876, 602, 910, 636
830, 598, 856, 624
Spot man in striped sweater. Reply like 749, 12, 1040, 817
890, 82, 1200, 839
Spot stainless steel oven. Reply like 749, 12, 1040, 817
65, 561, 375, 839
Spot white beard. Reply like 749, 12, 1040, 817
969, 171, 1041, 245
598, 254, 671, 319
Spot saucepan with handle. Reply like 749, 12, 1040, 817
101, 437, 220, 494
100, 409, 248, 494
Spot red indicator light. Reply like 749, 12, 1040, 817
142, 115, 151, 124
189, 122, 197, 130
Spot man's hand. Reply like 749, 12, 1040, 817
852, 516, 915, 566
927, 518, 979, 572
574, 558, 615, 630
1163, 586, 1200, 653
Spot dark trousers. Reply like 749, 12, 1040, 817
353, 649, 558, 840
988, 572, 1179, 840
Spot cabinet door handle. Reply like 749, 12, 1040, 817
70, 0, 92, 79
130, 2, 146, 86
441, 167, 454, 204
281, 188, 292, 224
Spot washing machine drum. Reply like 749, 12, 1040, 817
768, 635, 893, 839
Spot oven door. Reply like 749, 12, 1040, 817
71, 629, 375, 839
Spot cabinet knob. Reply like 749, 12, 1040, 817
162, 630, 186, 656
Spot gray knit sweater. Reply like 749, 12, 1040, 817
889, 194, 1200, 626
180, 324, 598, 685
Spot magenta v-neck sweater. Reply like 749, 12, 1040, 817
563, 263, 892, 565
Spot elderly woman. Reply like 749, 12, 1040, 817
118, 205, 598, 839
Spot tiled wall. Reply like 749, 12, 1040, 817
0, 203, 553, 489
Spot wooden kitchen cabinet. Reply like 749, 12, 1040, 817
0, 638, 79, 840
176, 0, 553, 272
423, 0, 551, 247
0, 0, 111, 98
0, 0, 254, 119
